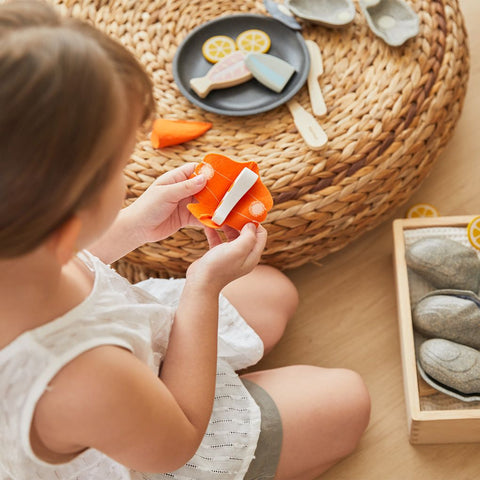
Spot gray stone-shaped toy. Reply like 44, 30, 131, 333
418, 338, 480, 400
359, 0, 419, 46
407, 268, 435, 308
285, 0, 356, 28
414, 290, 480, 350
406, 238, 480, 292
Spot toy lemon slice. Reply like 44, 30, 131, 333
467, 216, 480, 250
236, 29, 271, 54
405, 203, 439, 218
187, 153, 273, 230
202, 35, 236, 63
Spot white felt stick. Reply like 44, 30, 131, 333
212, 168, 259, 225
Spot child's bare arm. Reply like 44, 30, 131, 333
32, 346, 205, 473
32, 225, 267, 473
159, 224, 267, 430
88, 164, 207, 264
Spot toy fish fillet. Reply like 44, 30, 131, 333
190, 51, 253, 98
187, 153, 273, 230
245, 53, 296, 93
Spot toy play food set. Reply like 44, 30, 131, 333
393, 217, 480, 443
187, 153, 273, 230
191, 29, 297, 98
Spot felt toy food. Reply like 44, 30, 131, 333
190, 51, 252, 98
235, 29, 271, 54
151, 118, 212, 148
202, 35, 236, 63
467, 216, 480, 250
187, 153, 273, 230
405, 203, 439, 219
245, 52, 296, 93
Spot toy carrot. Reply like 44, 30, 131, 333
151, 118, 212, 148
187, 153, 273, 230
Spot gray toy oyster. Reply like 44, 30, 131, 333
407, 237, 480, 401
406, 238, 480, 292
407, 269, 435, 308
413, 290, 480, 351
285, 0, 356, 27
358, 0, 419, 46
418, 338, 480, 401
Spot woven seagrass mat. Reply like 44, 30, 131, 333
52, 0, 469, 281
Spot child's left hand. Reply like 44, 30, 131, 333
124, 163, 208, 245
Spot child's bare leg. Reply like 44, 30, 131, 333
241, 365, 371, 480
222, 265, 298, 354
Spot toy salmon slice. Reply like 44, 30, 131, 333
190, 51, 253, 98
151, 118, 212, 148
187, 153, 273, 230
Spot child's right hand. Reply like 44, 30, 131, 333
186, 223, 267, 292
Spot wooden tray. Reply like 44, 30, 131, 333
393, 216, 480, 444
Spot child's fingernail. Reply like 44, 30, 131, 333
193, 174, 205, 185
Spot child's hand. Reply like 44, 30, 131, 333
124, 163, 207, 245
186, 223, 268, 292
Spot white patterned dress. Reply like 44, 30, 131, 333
0, 251, 264, 480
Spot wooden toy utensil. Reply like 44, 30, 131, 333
190, 51, 253, 98
286, 99, 327, 149
306, 40, 327, 117
263, 0, 302, 30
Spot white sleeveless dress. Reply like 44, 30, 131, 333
0, 251, 263, 480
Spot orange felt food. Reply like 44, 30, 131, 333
151, 118, 212, 148
187, 153, 273, 230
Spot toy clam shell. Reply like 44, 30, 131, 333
359, 0, 419, 46
284, 0, 356, 28
417, 360, 480, 403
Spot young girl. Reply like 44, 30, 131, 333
0, 1, 370, 479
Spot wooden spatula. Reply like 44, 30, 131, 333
306, 40, 327, 117
286, 99, 327, 150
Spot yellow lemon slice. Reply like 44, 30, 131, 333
202, 35, 236, 63
236, 29, 271, 54
405, 203, 439, 218
467, 216, 480, 250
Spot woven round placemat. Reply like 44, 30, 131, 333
52, 0, 469, 281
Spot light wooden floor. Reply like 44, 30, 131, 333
251, 1, 480, 478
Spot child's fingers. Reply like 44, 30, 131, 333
204, 227, 222, 249
159, 174, 206, 203
231, 223, 263, 260
235, 224, 267, 267
246, 224, 267, 265
153, 163, 198, 186
221, 224, 240, 242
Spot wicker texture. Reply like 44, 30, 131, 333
52, 0, 469, 280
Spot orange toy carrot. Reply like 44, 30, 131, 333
151, 118, 212, 148
187, 153, 273, 230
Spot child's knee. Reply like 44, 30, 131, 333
335, 369, 371, 454
258, 265, 299, 318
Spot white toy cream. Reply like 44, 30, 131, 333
212, 167, 259, 225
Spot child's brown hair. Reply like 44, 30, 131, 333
0, 0, 155, 257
